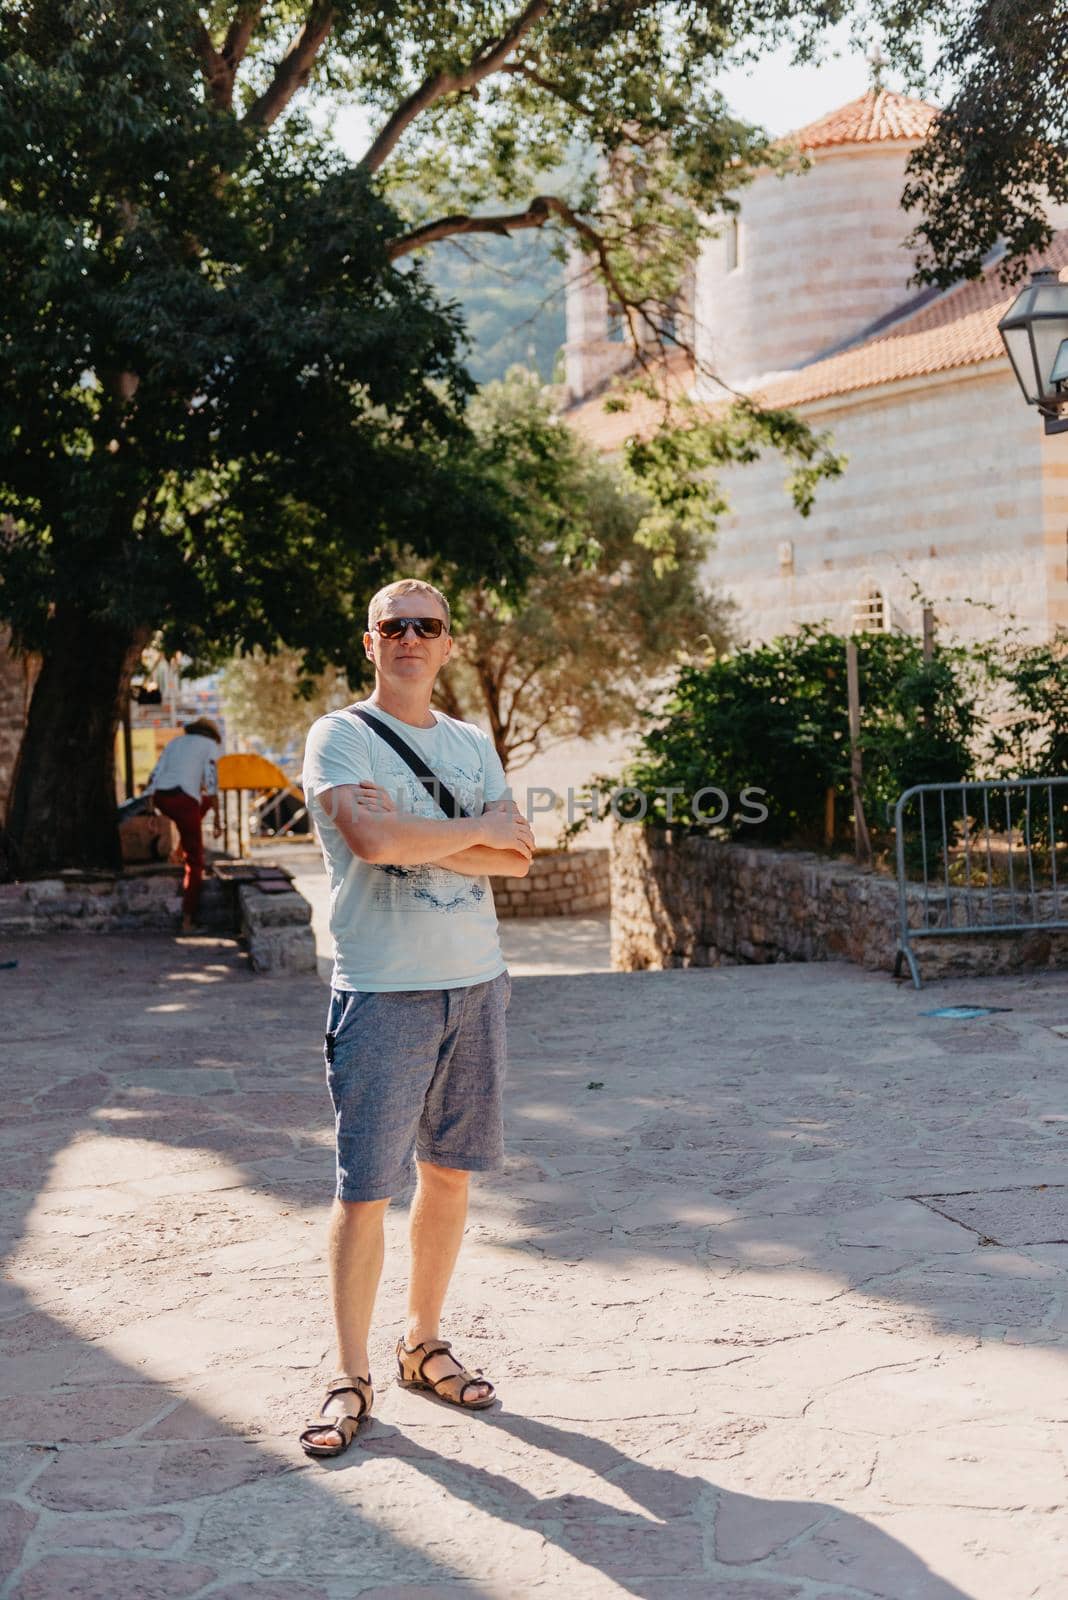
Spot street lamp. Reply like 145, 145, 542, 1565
997, 267, 1068, 435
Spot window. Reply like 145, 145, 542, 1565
852, 585, 888, 633
725, 214, 741, 273
606, 302, 626, 343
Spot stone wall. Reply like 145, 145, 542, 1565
491, 846, 609, 918
611, 824, 1068, 982
0, 867, 191, 937
0, 864, 316, 976
237, 879, 316, 975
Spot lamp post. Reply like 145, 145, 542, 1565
997, 267, 1068, 435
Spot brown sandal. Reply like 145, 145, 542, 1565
396, 1338, 496, 1410
298, 1372, 373, 1458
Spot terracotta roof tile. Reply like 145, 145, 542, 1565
788, 88, 938, 151
757, 233, 1068, 408
564, 236, 1068, 447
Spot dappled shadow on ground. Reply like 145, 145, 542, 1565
1, 934, 1064, 1594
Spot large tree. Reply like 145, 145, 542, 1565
2, 0, 924, 876
0, 0, 808, 883
0, 1, 518, 875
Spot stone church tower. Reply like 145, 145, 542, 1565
693, 89, 938, 390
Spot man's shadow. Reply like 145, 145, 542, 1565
338, 1405, 971, 1599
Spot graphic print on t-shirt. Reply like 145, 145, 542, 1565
302, 702, 509, 989
371, 761, 488, 914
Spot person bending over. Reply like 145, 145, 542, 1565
147, 717, 222, 933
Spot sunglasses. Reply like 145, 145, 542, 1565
374, 616, 448, 640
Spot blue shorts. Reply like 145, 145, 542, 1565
323, 971, 511, 1202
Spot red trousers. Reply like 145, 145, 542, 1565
154, 788, 211, 919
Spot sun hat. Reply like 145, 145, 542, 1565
184, 717, 222, 743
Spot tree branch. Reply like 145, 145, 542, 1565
475, 653, 507, 758
503, 710, 560, 770
387, 190, 666, 366
432, 674, 465, 721
496, 655, 550, 754
502, 59, 597, 125
222, 3, 263, 72
506, 657, 548, 707
243, 2, 335, 130
388, 193, 628, 315
501, 659, 551, 750
387, 192, 571, 260
494, 642, 517, 684
357, 0, 550, 174
195, 6, 266, 112
193, 24, 233, 111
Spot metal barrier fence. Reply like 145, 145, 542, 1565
894, 776, 1068, 989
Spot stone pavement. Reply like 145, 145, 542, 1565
1, 933, 1067, 1599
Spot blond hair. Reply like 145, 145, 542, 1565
367, 578, 451, 634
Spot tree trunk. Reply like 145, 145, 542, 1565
3, 610, 149, 878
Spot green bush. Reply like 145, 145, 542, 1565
620, 625, 978, 847
982, 631, 1068, 847
987, 631, 1068, 776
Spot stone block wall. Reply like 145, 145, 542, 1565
491, 846, 609, 918
0, 867, 189, 937
611, 824, 1068, 982
704, 368, 1053, 648
0, 865, 316, 976
237, 880, 317, 975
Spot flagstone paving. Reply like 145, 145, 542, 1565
1, 932, 1066, 1599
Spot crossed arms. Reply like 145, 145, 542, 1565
320, 783, 534, 878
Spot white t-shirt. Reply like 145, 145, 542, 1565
147, 734, 218, 801
301, 702, 510, 992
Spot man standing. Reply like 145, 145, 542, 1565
298, 578, 534, 1457
147, 717, 222, 933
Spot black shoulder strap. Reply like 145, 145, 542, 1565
346, 705, 468, 820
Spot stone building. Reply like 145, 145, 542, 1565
564, 87, 1068, 647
